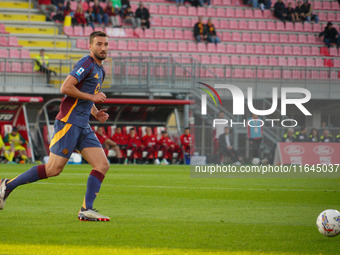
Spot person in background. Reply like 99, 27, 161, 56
123, 7, 138, 29
247, 114, 262, 160
180, 127, 194, 164
294, 1, 305, 22
105, 1, 120, 27
111, 127, 127, 162
319, 22, 340, 49
259, 0, 272, 11
335, 131, 340, 142
126, 128, 142, 164
219, 127, 241, 165
38, 0, 57, 21
95, 126, 122, 162
34, 49, 57, 84
73, 3, 87, 27
193, 16, 207, 43
141, 127, 158, 164
281, 128, 296, 142
91, 0, 108, 28
294, 126, 308, 142
206, 18, 221, 44
4, 127, 28, 164
273, 0, 286, 22
302, 0, 319, 23
158, 130, 176, 165
135, 2, 150, 30
285, 2, 296, 22
0, 134, 11, 163
52, 0, 71, 23
120, 0, 131, 17
320, 129, 333, 142
308, 128, 319, 142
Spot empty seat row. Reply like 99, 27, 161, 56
0, 23, 8, 34
0, 36, 21, 47
0, 62, 33, 73
0, 48, 31, 59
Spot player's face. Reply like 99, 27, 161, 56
91, 36, 109, 61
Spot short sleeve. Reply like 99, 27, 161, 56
69, 57, 94, 83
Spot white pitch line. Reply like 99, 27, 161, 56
33, 182, 340, 192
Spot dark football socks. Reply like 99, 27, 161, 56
6, 165, 48, 193
84, 170, 105, 209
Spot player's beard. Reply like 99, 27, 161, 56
94, 51, 107, 61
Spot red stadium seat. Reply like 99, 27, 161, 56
258, 21, 266, 30
158, 41, 167, 52
246, 44, 254, 54
76, 39, 87, 49
322, 1, 331, 10
178, 6, 187, 15
239, 20, 247, 30
242, 33, 251, 42
250, 56, 259, 65
0, 62, 10, 72
304, 22, 312, 32
222, 32, 231, 41
154, 29, 164, 39
144, 29, 154, 39
0, 48, 8, 58
0, 36, 7, 46
148, 41, 157, 51
269, 33, 279, 43
255, 45, 264, 54
216, 8, 225, 17
306, 58, 315, 67
207, 7, 216, 17
128, 41, 137, 51
268, 57, 278, 66
235, 9, 243, 18
22, 62, 33, 73
172, 17, 181, 27
240, 56, 249, 65
164, 29, 174, 39
279, 33, 288, 43
63, 26, 73, 36
288, 34, 298, 43
327, 12, 335, 21
211, 55, 220, 64
174, 30, 184, 40
188, 6, 197, 16
329, 47, 339, 56
226, 8, 235, 18
207, 43, 216, 53
302, 46, 311, 56
162, 17, 171, 27
197, 43, 206, 53
287, 57, 296, 66
297, 58, 306, 67
254, 9, 263, 19
236, 44, 245, 53
118, 40, 127, 50
264, 45, 274, 55
84, 26, 93, 36
294, 22, 303, 32
152, 16, 161, 26
197, 7, 206, 16
285, 22, 294, 31
248, 21, 257, 30
229, 20, 238, 29
244, 68, 255, 78
244, 9, 253, 18
74, 26, 84, 36
201, 55, 210, 64
11, 62, 21, 72
183, 30, 193, 40
231, 32, 241, 41
274, 45, 283, 55
278, 57, 287, 66
138, 41, 147, 51
252, 33, 260, 42
232, 68, 243, 78
20, 49, 31, 59
216, 44, 225, 53
168, 5, 177, 15
187, 42, 197, 52
276, 22, 284, 31
292, 46, 301, 55
230, 56, 240, 65
9, 48, 19, 58
8, 36, 19, 47
221, 55, 230, 64
168, 42, 177, 52
158, 5, 168, 15
261, 33, 269, 43
181, 17, 191, 27
226, 44, 236, 54
134, 28, 144, 38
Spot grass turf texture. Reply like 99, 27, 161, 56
0, 164, 339, 255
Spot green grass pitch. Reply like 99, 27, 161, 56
0, 164, 339, 255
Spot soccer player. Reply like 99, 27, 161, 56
0, 31, 111, 222
158, 130, 175, 165
141, 127, 158, 164
3, 127, 28, 164
126, 128, 142, 164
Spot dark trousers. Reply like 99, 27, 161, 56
250, 138, 262, 158
220, 148, 239, 163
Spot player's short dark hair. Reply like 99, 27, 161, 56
89, 31, 108, 44
130, 128, 135, 132
185, 127, 190, 130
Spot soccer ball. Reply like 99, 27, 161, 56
316, 209, 340, 237
252, 157, 260, 165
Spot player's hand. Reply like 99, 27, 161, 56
95, 109, 109, 123
92, 92, 106, 103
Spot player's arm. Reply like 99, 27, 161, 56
91, 104, 109, 123
60, 75, 106, 103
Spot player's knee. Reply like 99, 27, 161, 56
45, 163, 64, 177
97, 160, 109, 173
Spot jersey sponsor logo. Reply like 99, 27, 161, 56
76, 67, 85, 76
94, 73, 99, 79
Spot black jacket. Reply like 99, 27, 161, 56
135, 7, 150, 20
319, 27, 339, 40
274, 1, 286, 14
218, 133, 234, 151
193, 22, 207, 37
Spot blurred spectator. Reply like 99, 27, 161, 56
123, 7, 138, 29
52, 0, 71, 22
193, 16, 207, 43
120, 0, 131, 17
294, 126, 308, 142
175, 0, 185, 5
319, 22, 340, 49
218, 127, 241, 165
320, 129, 333, 142
127, 128, 142, 164
95, 126, 122, 161
38, 0, 58, 21
285, 2, 296, 22
112, 127, 128, 160
281, 128, 296, 142
91, 0, 108, 27
335, 131, 340, 142
73, 3, 87, 27
141, 127, 158, 164
274, 0, 286, 22
4, 127, 28, 164
308, 128, 319, 142
247, 114, 262, 160
206, 18, 221, 44
294, 1, 305, 22
214, 111, 228, 140
34, 49, 57, 84
259, 0, 272, 10
158, 130, 176, 165
180, 127, 194, 164
302, 0, 319, 23
105, 1, 120, 27
248, 0, 259, 9
135, 2, 150, 30
0, 134, 10, 162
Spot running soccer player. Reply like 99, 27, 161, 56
0, 31, 110, 221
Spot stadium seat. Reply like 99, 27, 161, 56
63, 26, 73, 36
221, 55, 230, 64
252, 33, 260, 42
302, 46, 311, 56
298, 34, 307, 43
231, 56, 240, 65
216, 8, 225, 17
207, 8, 216, 17
207, 43, 216, 53
0, 62, 10, 72
0, 49, 9, 58
187, 42, 197, 52
322, 1, 331, 10
315, 58, 324, 67
276, 22, 284, 31
250, 56, 259, 65
232, 32, 241, 41
11, 62, 21, 72
292, 46, 301, 55
128, 41, 137, 51
183, 30, 193, 40
248, 20, 257, 30
246, 44, 254, 54
297, 58, 306, 67
278, 57, 287, 66
244, 68, 255, 78
164, 29, 174, 39
197, 43, 206, 53
312, 23, 322, 32
22, 62, 33, 73
258, 21, 266, 30
76, 39, 87, 49
279, 33, 288, 43
264, 45, 274, 55
261, 33, 269, 43
20, 49, 30, 59
197, 7, 206, 16
307, 34, 317, 44
148, 41, 157, 51
8, 36, 20, 47
337, 13, 340, 22
255, 45, 264, 54
270, 33, 279, 43
84, 26, 93, 36
235, 9, 243, 18
168, 5, 177, 15
258, 56, 268, 66
327, 12, 336, 21
152, 16, 161, 26
306, 58, 315, 67
240, 56, 249, 65
9, 48, 19, 58
274, 45, 283, 55
73, 26, 84, 36
138, 41, 147, 51
168, 42, 177, 52
222, 32, 231, 41
158, 5, 168, 15
216, 44, 225, 53
226, 8, 235, 18
201, 55, 210, 64
172, 17, 181, 27
334, 59, 340, 67
158, 41, 167, 52
134, 28, 144, 38
226, 44, 236, 54
268, 57, 278, 66
188, 6, 197, 16
244, 9, 253, 18
124, 28, 134, 37
288, 34, 298, 43
211, 55, 220, 64
287, 57, 296, 66
304, 22, 312, 32
144, 29, 154, 39
329, 47, 339, 56
236, 44, 245, 54
295, 22, 303, 32
239, 20, 247, 30
154, 29, 164, 39
118, 40, 127, 50
174, 30, 184, 40
0, 36, 7, 46
178, 6, 187, 15
232, 68, 243, 78
285, 22, 294, 31
162, 17, 171, 27
254, 9, 263, 19
242, 33, 251, 42
229, 20, 238, 29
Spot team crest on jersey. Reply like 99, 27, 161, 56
94, 83, 100, 94
94, 73, 99, 79
76, 67, 85, 76
62, 149, 69, 155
